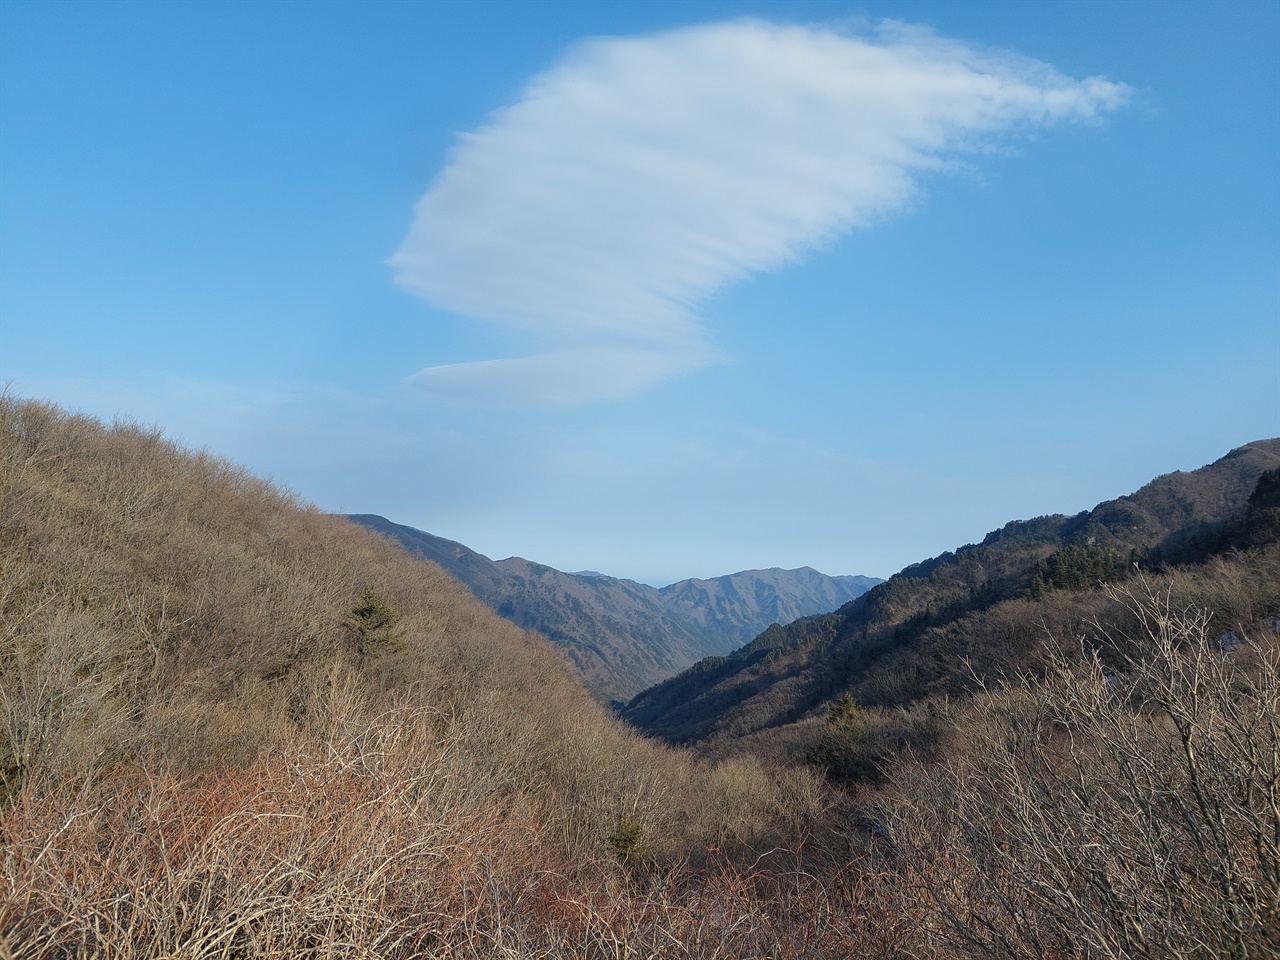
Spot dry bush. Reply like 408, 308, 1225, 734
13, 393, 1275, 957
0, 391, 679, 815
3, 738, 549, 957
3, 394, 879, 956
0, 704, 902, 959
881, 581, 1280, 959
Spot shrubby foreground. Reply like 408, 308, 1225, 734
2, 394, 1276, 958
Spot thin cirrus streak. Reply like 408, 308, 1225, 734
392, 18, 1130, 407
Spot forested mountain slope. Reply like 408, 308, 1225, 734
624, 439, 1280, 745
661, 567, 879, 650
349, 514, 878, 702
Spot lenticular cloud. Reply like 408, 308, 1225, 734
393, 18, 1129, 407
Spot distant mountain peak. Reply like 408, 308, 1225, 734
345, 514, 881, 703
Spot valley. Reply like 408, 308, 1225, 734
5, 5, 1275, 956
2, 394, 1277, 958
349, 513, 879, 702
624, 439, 1280, 751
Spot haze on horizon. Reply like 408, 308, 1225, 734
1, 0, 1276, 585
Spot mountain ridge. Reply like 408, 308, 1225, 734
347, 514, 879, 702
623, 439, 1280, 745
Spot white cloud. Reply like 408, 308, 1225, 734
393, 18, 1129, 406
406, 342, 723, 408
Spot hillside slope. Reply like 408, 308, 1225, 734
624, 439, 1280, 745
0, 397, 666, 797
349, 514, 878, 702
0, 393, 852, 956
6, 396, 1276, 959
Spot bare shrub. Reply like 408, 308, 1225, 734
0, 709, 907, 960
883, 581, 1280, 959
9, 393, 1275, 957
4, 394, 888, 957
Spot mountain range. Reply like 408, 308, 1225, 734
347, 514, 879, 703
622, 438, 1280, 748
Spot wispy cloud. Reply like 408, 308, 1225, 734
403, 343, 720, 408
393, 18, 1129, 407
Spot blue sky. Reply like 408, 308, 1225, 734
2, 0, 1277, 584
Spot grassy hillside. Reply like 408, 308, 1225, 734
0, 395, 838, 957
3, 394, 1276, 958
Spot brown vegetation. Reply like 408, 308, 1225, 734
2, 393, 1277, 957
0, 394, 870, 957
882, 583, 1280, 959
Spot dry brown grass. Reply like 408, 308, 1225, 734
1, 394, 902, 958
3, 393, 1277, 958
3, 804, 888, 958
1, 711, 899, 958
